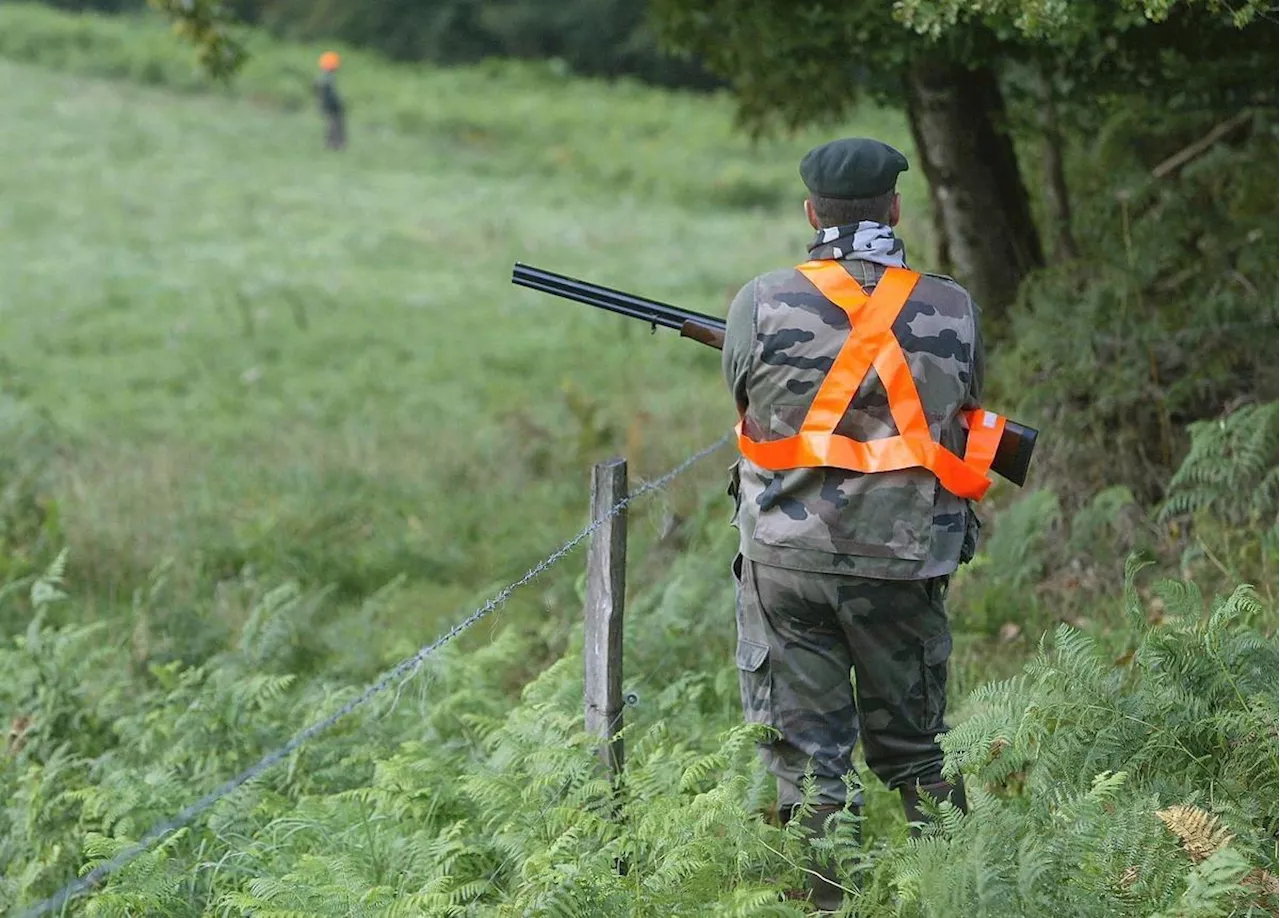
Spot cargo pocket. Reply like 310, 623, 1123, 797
735, 556, 774, 727
920, 631, 952, 728
736, 638, 772, 726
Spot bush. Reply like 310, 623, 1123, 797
21, 0, 721, 89
995, 107, 1278, 507
885, 561, 1279, 917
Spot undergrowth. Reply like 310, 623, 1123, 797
2, 535, 1275, 917
1160, 400, 1279, 588
994, 106, 1278, 507
4, 392, 1279, 915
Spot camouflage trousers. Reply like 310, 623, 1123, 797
733, 554, 954, 809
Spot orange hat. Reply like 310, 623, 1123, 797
319, 51, 341, 71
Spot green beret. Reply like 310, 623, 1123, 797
799, 137, 909, 199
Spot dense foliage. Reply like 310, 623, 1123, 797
2, 515, 1275, 916
896, 0, 1277, 37
35, 0, 716, 85
652, 0, 1276, 132
994, 104, 1278, 504
649, 0, 1275, 325
903, 571, 1278, 916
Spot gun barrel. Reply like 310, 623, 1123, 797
512, 263, 725, 332
511, 273, 678, 328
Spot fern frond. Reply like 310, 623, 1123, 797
1159, 400, 1279, 534
1156, 806, 1235, 864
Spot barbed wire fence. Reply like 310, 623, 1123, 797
18, 434, 732, 918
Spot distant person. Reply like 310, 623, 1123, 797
724, 137, 998, 910
316, 51, 346, 151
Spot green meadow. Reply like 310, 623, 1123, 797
0, 3, 924, 673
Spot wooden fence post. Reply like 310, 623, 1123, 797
584, 457, 627, 780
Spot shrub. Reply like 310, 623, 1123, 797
885, 560, 1279, 917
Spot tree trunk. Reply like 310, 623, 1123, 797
905, 99, 953, 276
904, 62, 1043, 333
1036, 68, 1079, 262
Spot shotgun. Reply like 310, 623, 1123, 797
512, 262, 726, 350
511, 261, 1037, 487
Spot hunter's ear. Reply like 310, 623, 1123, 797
804, 198, 821, 230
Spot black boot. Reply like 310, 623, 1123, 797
900, 778, 968, 839
786, 803, 857, 912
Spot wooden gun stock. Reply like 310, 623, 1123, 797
679, 320, 725, 350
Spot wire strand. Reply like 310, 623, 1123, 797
17, 434, 732, 918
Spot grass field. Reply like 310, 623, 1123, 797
0, 3, 927, 676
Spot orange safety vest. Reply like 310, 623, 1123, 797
735, 260, 1007, 501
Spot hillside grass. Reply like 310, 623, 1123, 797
0, 3, 931, 677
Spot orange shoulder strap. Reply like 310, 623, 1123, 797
736, 260, 1002, 501
795, 261, 931, 442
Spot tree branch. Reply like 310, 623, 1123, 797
1150, 110, 1254, 180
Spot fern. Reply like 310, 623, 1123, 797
1148, 847, 1255, 918
980, 489, 1064, 590
2, 504, 1275, 918
29, 548, 68, 609
1159, 400, 1279, 536
916, 563, 1279, 917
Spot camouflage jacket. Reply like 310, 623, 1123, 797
722, 229, 985, 580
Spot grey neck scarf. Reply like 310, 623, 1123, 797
807, 221, 908, 269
